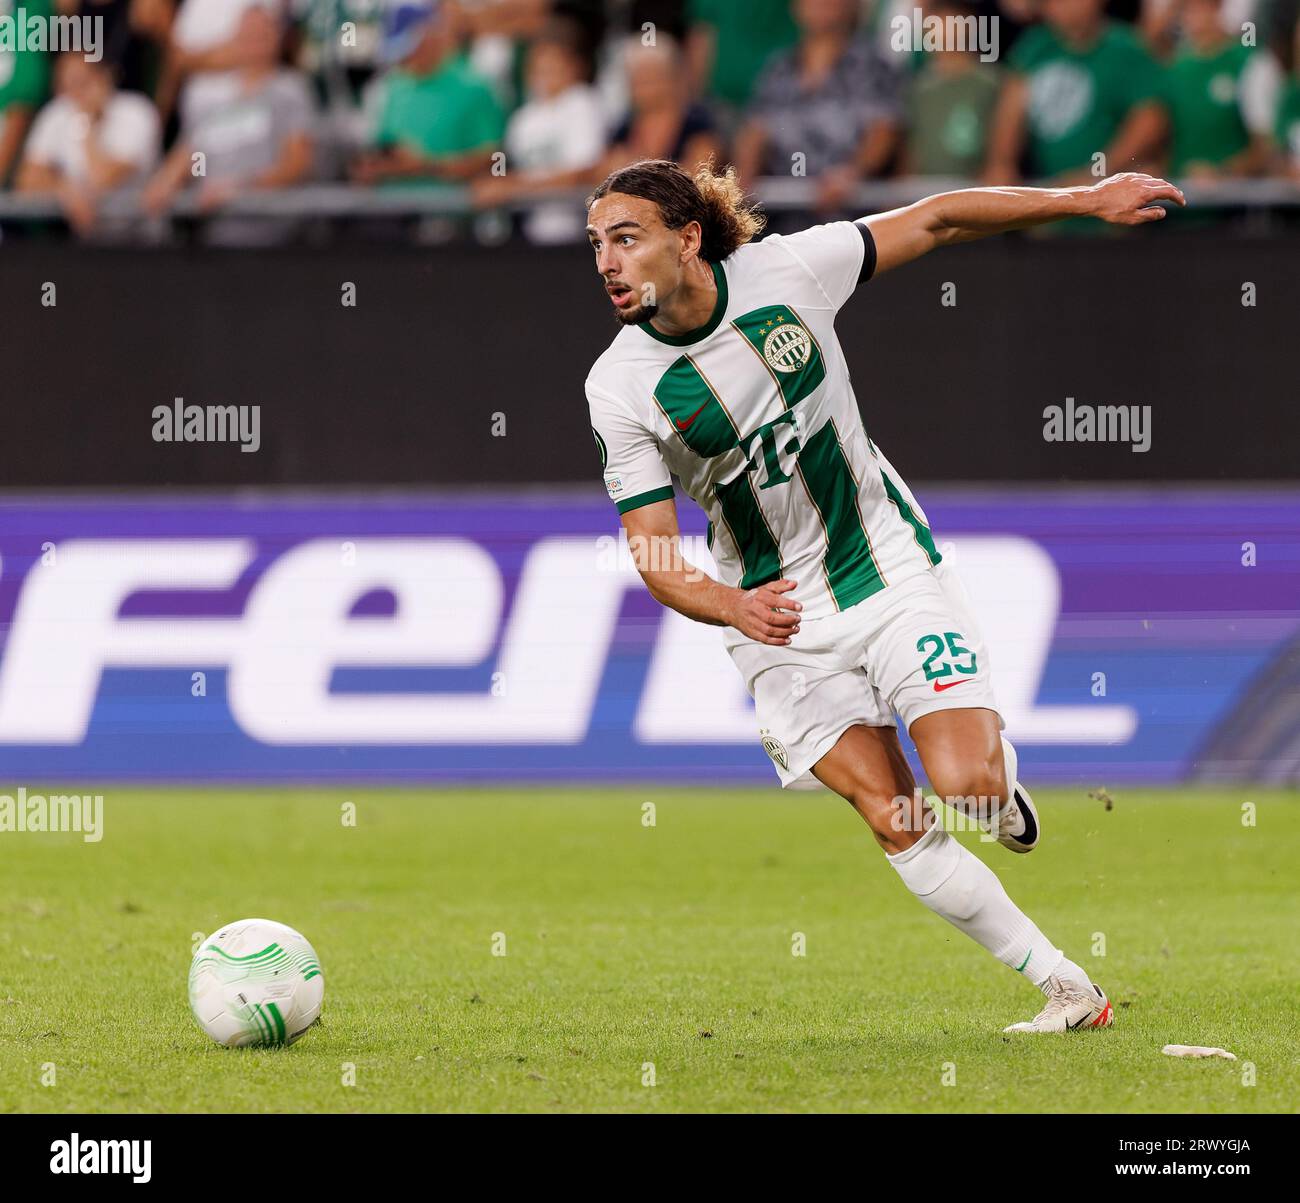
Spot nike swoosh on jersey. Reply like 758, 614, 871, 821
933, 678, 973, 693
676, 402, 708, 431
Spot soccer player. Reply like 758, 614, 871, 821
584, 159, 1184, 1033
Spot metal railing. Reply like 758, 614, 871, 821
0, 176, 1296, 223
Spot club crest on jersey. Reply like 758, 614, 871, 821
760, 729, 789, 771
763, 322, 812, 374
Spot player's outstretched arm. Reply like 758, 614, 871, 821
863, 172, 1187, 276
621, 499, 802, 646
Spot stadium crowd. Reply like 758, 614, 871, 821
0, 0, 1297, 242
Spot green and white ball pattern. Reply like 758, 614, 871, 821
188, 918, 324, 1047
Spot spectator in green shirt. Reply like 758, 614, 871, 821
1272, 11, 1300, 179
1162, 0, 1267, 178
901, 0, 1002, 178
1277, 79, 1300, 175
350, 0, 504, 186
0, 0, 53, 186
685, 0, 799, 118
984, 0, 1167, 183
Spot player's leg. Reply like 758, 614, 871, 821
908, 706, 1035, 850
926, 560, 1037, 851
810, 722, 928, 855
809, 710, 1110, 1030
905, 707, 1113, 1031
864, 572, 1113, 1032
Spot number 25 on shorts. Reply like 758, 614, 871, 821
917, 631, 978, 691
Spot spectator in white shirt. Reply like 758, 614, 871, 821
142, 4, 314, 244
160, 0, 281, 124
16, 52, 161, 237
470, 17, 608, 244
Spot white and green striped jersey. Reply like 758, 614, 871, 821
585, 219, 942, 623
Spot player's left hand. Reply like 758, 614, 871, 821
1088, 172, 1186, 225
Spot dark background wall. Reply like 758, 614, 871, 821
1, 230, 1295, 488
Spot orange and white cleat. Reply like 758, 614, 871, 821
1003, 976, 1115, 1033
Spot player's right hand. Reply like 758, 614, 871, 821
728, 579, 802, 645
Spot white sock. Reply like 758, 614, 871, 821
1049, 956, 1094, 995
887, 820, 1071, 989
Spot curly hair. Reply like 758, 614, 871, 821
587, 158, 766, 262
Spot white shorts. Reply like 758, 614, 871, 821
725, 561, 1003, 789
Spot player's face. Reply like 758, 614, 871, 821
586, 193, 684, 326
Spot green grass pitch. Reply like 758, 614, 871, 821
1, 786, 1295, 1113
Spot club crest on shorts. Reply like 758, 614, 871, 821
759, 729, 789, 771
762, 322, 812, 374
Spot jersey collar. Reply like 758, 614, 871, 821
638, 260, 728, 347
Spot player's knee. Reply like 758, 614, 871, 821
974, 760, 1009, 809
932, 756, 1009, 819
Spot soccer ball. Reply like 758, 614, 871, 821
188, 918, 324, 1047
